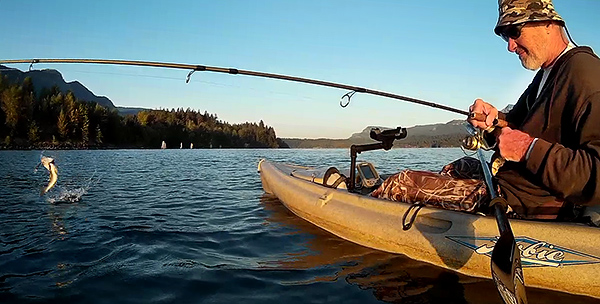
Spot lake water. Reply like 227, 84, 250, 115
1, 148, 598, 304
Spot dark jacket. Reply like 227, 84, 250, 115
497, 46, 600, 219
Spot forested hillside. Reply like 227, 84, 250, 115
0, 74, 286, 149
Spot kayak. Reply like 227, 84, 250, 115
258, 159, 600, 298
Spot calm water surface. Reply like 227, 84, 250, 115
1, 148, 598, 304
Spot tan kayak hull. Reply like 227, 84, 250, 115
258, 159, 600, 298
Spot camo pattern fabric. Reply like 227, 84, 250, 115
495, 0, 563, 32
440, 156, 484, 180
371, 157, 488, 213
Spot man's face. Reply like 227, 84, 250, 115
503, 22, 551, 70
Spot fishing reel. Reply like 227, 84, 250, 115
463, 124, 505, 176
462, 124, 497, 151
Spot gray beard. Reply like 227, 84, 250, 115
520, 52, 544, 71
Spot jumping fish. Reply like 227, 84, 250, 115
39, 156, 58, 195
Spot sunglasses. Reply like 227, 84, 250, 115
499, 23, 525, 42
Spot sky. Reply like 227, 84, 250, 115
1, 0, 599, 139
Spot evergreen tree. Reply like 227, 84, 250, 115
1, 86, 22, 134
95, 125, 103, 144
0, 74, 6, 92
28, 121, 40, 143
82, 110, 90, 144
57, 109, 69, 139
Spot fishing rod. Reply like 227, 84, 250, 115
0, 58, 470, 116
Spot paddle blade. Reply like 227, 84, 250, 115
491, 231, 528, 304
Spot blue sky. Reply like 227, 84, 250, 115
1, 0, 598, 138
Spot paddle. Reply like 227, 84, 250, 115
474, 147, 528, 304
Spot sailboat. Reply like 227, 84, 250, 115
190, 143, 194, 149
161, 141, 167, 149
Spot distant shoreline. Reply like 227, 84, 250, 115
0, 145, 461, 151
0, 145, 284, 150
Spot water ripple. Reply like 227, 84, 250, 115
0, 149, 596, 304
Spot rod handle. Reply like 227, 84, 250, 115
469, 112, 508, 128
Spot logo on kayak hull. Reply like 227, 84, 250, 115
447, 236, 600, 267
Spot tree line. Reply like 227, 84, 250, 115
0, 74, 286, 149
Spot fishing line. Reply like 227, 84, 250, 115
4, 65, 319, 103
57, 68, 192, 81
0, 58, 470, 116
460, 145, 478, 158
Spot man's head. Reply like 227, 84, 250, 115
494, 0, 568, 70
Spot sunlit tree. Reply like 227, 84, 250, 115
57, 109, 69, 139
82, 109, 90, 144
1, 86, 21, 133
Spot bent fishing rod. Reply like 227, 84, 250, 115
1, 58, 471, 116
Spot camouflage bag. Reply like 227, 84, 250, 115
371, 157, 489, 213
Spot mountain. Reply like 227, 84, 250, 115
501, 104, 514, 113
0, 65, 118, 109
282, 120, 470, 148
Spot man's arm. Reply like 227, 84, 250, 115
525, 94, 600, 206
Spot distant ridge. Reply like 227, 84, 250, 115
282, 120, 470, 148
0, 65, 116, 109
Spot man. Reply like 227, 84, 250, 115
468, 0, 600, 219
373, 0, 600, 221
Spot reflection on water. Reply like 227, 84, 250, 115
259, 195, 598, 304
49, 208, 69, 238
259, 194, 475, 303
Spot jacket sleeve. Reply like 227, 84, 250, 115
525, 92, 600, 206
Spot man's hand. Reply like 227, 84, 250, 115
468, 98, 499, 129
497, 127, 535, 162
467, 99, 535, 162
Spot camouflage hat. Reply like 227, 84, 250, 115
494, 0, 564, 35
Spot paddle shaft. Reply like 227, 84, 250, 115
476, 149, 510, 241
478, 149, 498, 198
475, 149, 527, 304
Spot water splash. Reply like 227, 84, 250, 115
45, 170, 101, 204
47, 187, 88, 204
